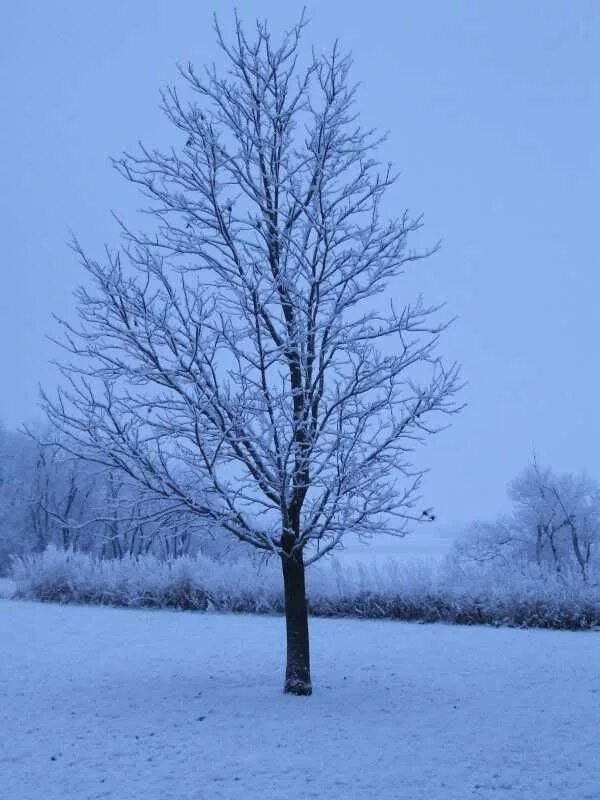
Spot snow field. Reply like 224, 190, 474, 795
1, 599, 600, 799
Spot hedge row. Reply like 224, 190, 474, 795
10, 546, 600, 630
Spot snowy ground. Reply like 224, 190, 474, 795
1, 600, 599, 800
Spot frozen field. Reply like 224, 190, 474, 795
1, 600, 599, 800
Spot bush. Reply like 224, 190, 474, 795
9, 546, 278, 610
10, 546, 600, 630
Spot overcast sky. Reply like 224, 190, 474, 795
1, 1, 598, 535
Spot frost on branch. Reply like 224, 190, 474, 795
44, 14, 461, 568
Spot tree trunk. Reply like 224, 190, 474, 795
281, 549, 312, 695
568, 519, 588, 582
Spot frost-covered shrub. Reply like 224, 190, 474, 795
438, 557, 600, 628
10, 546, 283, 611
11, 546, 600, 629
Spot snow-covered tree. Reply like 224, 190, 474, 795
454, 462, 600, 581
43, 14, 461, 694
0, 427, 30, 572
0, 425, 201, 571
0, 427, 96, 570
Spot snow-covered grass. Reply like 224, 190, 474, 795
11, 546, 600, 630
1, 599, 599, 799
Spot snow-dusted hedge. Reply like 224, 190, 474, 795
10, 546, 600, 630
10, 547, 282, 612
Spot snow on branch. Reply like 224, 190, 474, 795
44, 14, 462, 563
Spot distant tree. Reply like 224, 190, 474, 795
0, 425, 200, 571
0, 427, 96, 569
454, 461, 600, 581
43, 14, 461, 694
0, 427, 30, 573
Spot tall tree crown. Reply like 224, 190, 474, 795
45, 14, 461, 562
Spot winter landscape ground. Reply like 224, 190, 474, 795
2, 598, 599, 800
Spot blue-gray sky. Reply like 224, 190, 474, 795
1, 1, 598, 531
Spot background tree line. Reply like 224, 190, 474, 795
2, 420, 599, 587
0, 425, 243, 575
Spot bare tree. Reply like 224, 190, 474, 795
0, 427, 97, 565
44, 14, 461, 695
0, 424, 201, 569
510, 461, 599, 582
454, 461, 600, 582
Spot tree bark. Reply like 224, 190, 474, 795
281, 548, 312, 695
